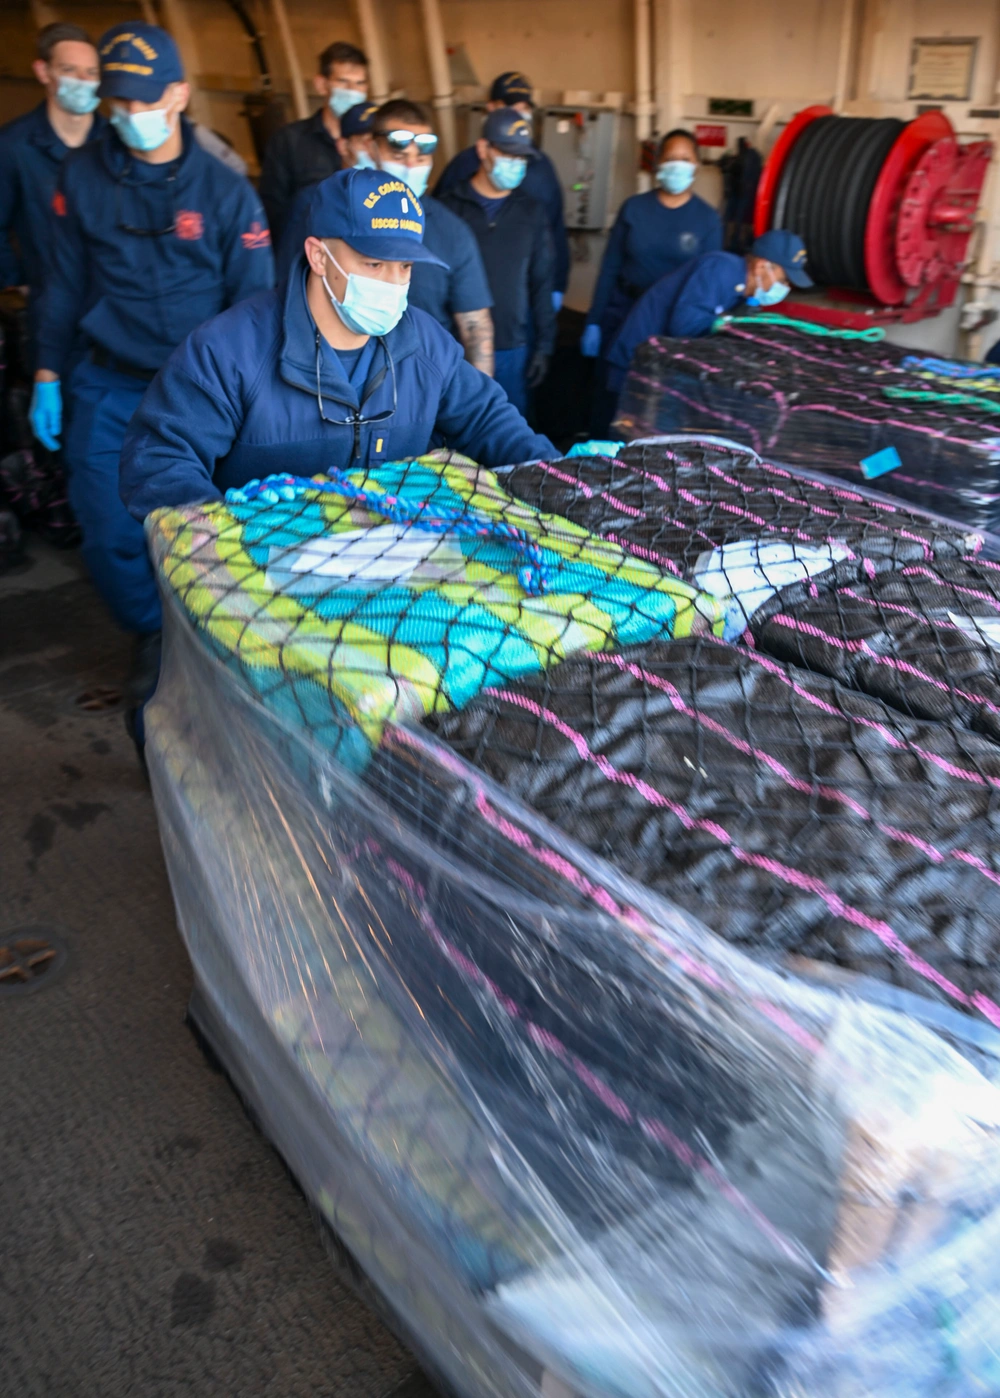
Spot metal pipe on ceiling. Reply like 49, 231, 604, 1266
418, 0, 457, 161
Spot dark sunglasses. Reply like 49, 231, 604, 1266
379, 129, 438, 155
115, 171, 177, 237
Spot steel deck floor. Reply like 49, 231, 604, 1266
0, 538, 431, 1398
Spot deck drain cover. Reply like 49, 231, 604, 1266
0, 926, 68, 997
74, 685, 123, 713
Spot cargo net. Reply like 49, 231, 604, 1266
613, 318, 1000, 532
147, 452, 731, 771
150, 443, 1000, 1028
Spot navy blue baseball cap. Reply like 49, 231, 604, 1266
340, 101, 378, 139
305, 168, 447, 265
482, 107, 539, 159
752, 230, 814, 288
490, 71, 534, 106
98, 22, 183, 102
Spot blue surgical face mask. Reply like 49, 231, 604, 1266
379, 158, 431, 199
746, 280, 790, 308
323, 247, 409, 337
329, 87, 366, 118
657, 159, 696, 196
490, 154, 527, 191
352, 149, 377, 171
55, 77, 100, 116
110, 103, 172, 153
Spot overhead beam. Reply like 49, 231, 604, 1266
268, 0, 308, 119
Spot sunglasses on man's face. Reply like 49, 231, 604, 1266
380, 129, 438, 155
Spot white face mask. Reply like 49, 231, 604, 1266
322, 247, 408, 337
110, 101, 174, 153
378, 158, 431, 199
329, 88, 366, 118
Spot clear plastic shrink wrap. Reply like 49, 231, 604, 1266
614, 320, 1000, 532
145, 451, 1000, 1398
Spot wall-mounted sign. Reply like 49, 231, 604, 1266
695, 124, 727, 147
708, 98, 753, 118
909, 38, 978, 102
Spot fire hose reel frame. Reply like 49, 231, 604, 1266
754, 106, 992, 326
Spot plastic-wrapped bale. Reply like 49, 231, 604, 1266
612, 320, 1000, 532
146, 461, 1000, 1398
501, 440, 979, 635
753, 556, 1000, 744
150, 452, 728, 772
147, 530, 1000, 1398
432, 635, 1000, 1019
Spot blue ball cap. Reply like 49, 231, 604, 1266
482, 107, 539, 160
305, 168, 448, 266
98, 22, 183, 102
752, 229, 814, 288
340, 101, 379, 139
490, 71, 534, 106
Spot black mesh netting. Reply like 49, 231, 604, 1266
612, 320, 1000, 532
427, 635, 1000, 1019
502, 440, 977, 631
753, 557, 1000, 742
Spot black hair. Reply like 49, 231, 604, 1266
658, 127, 699, 159
37, 22, 94, 63
318, 41, 368, 76
371, 98, 431, 135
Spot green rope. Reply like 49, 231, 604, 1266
882, 384, 1000, 415
714, 313, 887, 342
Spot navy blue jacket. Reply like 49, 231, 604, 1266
0, 101, 106, 294
587, 191, 723, 342
275, 190, 493, 333
438, 180, 555, 354
606, 251, 747, 392
120, 264, 556, 521
36, 119, 274, 376
435, 144, 568, 295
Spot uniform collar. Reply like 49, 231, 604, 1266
29, 101, 106, 156
308, 106, 338, 146
451, 177, 521, 209
279, 260, 420, 404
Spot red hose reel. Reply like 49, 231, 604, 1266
754, 106, 992, 326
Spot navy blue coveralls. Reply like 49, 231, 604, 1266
36, 118, 274, 634
606, 250, 748, 394
0, 101, 106, 367
119, 262, 556, 521
435, 143, 569, 298
586, 190, 723, 349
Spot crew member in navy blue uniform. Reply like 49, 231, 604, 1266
31, 21, 273, 735
0, 22, 105, 368
582, 129, 723, 361
259, 40, 369, 248
435, 72, 568, 310
276, 100, 495, 374
438, 109, 555, 414
119, 168, 555, 525
605, 230, 813, 396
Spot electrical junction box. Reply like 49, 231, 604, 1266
540, 108, 636, 231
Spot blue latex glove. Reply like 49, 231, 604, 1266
580, 323, 601, 358
551, 291, 564, 313
30, 379, 62, 451
566, 439, 625, 459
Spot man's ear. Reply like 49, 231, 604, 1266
475, 137, 489, 163
313, 73, 329, 96
335, 137, 349, 161
304, 236, 328, 276
31, 59, 50, 89
172, 81, 191, 114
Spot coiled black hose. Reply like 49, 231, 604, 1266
772, 116, 905, 289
